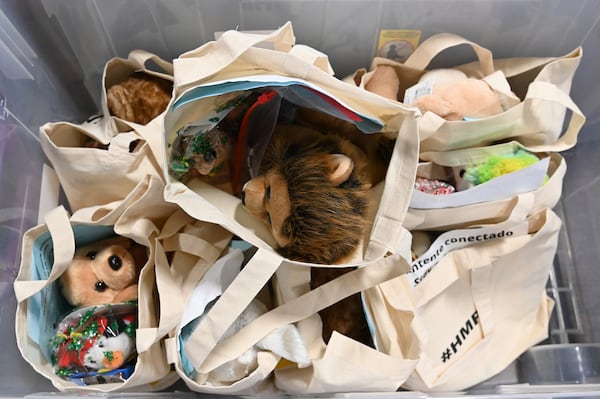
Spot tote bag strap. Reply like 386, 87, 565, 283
127, 49, 174, 76
366, 115, 419, 259
521, 81, 586, 152
138, 210, 233, 351
404, 33, 494, 76
190, 253, 408, 375
174, 22, 295, 89
182, 248, 285, 369
288, 44, 334, 75
14, 206, 74, 302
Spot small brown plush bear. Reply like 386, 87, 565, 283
242, 119, 392, 345
107, 72, 172, 125
59, 236, 147, 307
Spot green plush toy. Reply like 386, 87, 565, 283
463, 149, 541, 186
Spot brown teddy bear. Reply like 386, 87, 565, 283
59, 236, 147, 307
241, 117, 393, 345
107, 72, 172, 125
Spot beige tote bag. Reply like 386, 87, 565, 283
13, 205, 176, 392
365, 202, 561, 392
163, 248, 417, 394
359, 33, 585, 152
39, 118, 164, 212
163, 22, 419, 268
405, 141, 566, 230
101, 49, 174, 137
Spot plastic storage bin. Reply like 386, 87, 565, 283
1, 0, 599, 397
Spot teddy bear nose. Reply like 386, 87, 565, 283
108, 255, 122, 271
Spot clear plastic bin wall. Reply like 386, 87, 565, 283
1, 0, 599, 397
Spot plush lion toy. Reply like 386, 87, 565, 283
59, 236, 146, 307
241, 118, 392, 345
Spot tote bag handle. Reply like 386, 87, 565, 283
403, 33, 495, 76
174, 22, 295, 89
520, 80, 586, 152
183, 250, 408, 374
127, 49, 174, 76
14, 206, 74, 302
367, 115, 419, 260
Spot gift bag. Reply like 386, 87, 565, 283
405, 141, 565, 230
358, 33, 585, 152
163, 22, 419, 266
165, 246, 293, 395
101, 49, 174, 137
158, 25, 422, 393
13, 205, 176, 392
163, 248, 417, 395
39, 117, 164, 212
364, 201, 562, 392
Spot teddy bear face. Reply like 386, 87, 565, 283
60, 237, 142, 307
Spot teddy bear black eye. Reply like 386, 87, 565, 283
203, 149, 217, 162
266, 212, 272, 226
86, 251, 97, 260
108, 255, 122, 271
95, 281, 108, 292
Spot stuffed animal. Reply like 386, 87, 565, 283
107, 72, 172, 125
50, 303, 137, 384
170, 125, 235, 193
168, 90, 280, 195
366, 65, 504, 121
241, 123, 390, 264
410, 69, 504, 120
452, 148, 543, 191
241, 120, 392, 345
195, 299, 310, 385
59, 236, 146, 307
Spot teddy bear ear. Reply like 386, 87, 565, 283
326, 154, 354, 186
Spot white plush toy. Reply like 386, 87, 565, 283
199, 298, 310, 384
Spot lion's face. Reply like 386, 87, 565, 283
241, 125, 371, 264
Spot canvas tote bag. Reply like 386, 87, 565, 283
163, 249, 418, 394
405, 141, 566, 231
39, 116, 164, 212
163, 21, 419, 266
364, 199, 562, 392
13, 205, 176, 392
158, 23, 422, 393
359, 33, 585, 152
101, 49, 174, 138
